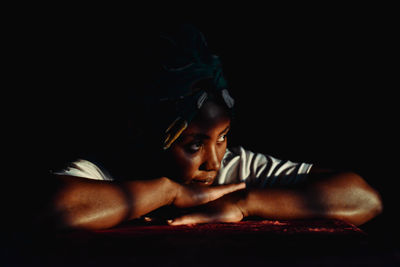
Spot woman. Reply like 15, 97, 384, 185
45, 24, 382, 230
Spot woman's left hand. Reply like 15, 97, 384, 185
167, 191, 247, 225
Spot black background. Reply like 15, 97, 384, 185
7, 7, 398, 235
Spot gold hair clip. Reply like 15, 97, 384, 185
163, 117, 188, 150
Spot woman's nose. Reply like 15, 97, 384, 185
202, 146, 221, 171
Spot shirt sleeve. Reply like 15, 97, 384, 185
52, 159, 114, 181
215, 146, 313, 187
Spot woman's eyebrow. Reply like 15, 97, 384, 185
183, 126, 231, 141
219, 126, 231, 135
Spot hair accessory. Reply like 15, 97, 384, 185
222, 89, 235, 108
163, 117, 188, 150
197, 92, 208, 109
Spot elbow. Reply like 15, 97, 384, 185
362, 186, 384, 222
340, 174, 384, 226
346, 192, 383, 226
369, 189, 384, 217
318, 172, 384, 226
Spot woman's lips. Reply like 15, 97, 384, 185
191, 177, 215, 185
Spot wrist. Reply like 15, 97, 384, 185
236, 189, 250, 218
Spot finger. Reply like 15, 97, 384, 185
205, 182, 246, 203
168, 213, 214, 226
143, 216, 153, 222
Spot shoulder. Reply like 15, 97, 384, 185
217, 146, 313, 186
52, 159, 114, 181
223, 146, 282, 166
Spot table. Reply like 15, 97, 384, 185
6, 219, 399, 266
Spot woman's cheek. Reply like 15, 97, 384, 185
217, 141, 227, 162
174, 148, 203, 182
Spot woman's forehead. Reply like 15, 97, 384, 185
185, 101, 231, 134
199, 100, 230, 120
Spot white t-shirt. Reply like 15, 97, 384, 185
54, 146, 313, 187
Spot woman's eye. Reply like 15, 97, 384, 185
217, 135, 226, 143
186, 142, 202, 153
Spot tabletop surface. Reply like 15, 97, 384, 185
6, 219, 399, 266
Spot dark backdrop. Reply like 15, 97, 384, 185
9, 14, 397, 233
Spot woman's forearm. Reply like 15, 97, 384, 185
241, 172, 383, 226
47, 176, 176, 230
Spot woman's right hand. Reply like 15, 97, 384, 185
170, 180, 246, 208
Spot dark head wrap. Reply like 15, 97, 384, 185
136, 24, 235, 150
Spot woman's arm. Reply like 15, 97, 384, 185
37, 175, 245, 230
169, 170, 383, 226
241, 170, 383, 225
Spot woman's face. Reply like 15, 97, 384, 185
166, 101, 231, 186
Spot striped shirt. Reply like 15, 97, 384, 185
54, 146, 313, 187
